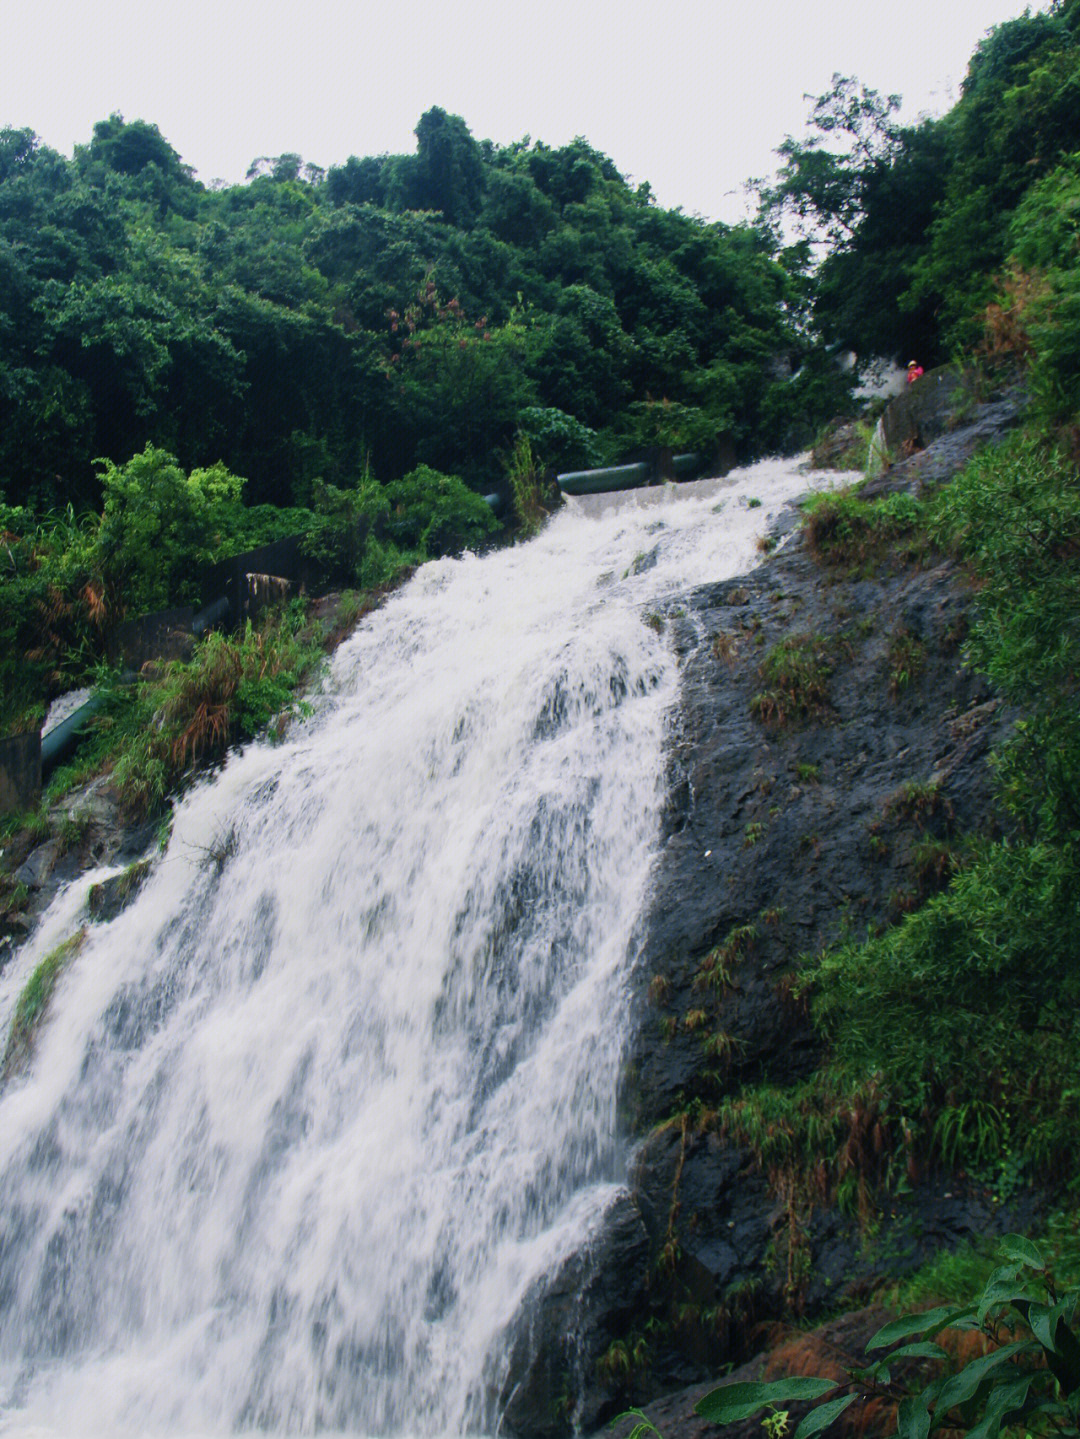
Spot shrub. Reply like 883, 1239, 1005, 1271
515, 406, 602, 473
110, 614, 322, 815
802, 488, 924, 571
692, 1235, 1080, 1439
0, 503, 102, 730
929, 431, 1080, 839
381, 464, 498, 555
751, 634, 839, 726
94, 445, 246, 613
807, 837, 1080, 1183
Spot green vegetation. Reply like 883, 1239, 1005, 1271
504, 433, 551, 538
694, 1235, 1080, 1439
3, 929, 87, 1076
0, 108, 839, 527
3, 12, 1080, 1415
886, 629, 926, 695
801, 488, 925, 572
762, 5, 1080, 395
104, 610, 323, 816
713, 431, 1080, 1296
751, 633, 841, 726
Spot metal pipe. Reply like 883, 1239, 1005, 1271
40, 695, 106, 776
556, 462, 651, 496
193, 596, 230, 636
672, 452, 700, 478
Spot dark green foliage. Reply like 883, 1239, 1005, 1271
380, 465, 498, 555
515, 406, 602, 473
1, 101, 835, 516
930, 433, 1080, 839
810, 838, 1080, 1180
694, 1236, 1080, 1439
301, 463, 497, 588
0, 502, 101, 731
764, 9, 1080, 375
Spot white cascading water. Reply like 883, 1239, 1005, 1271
0, 458, 846, 1439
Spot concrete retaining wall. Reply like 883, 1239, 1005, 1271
0, 732, 41, 815
113, 606, 195, 670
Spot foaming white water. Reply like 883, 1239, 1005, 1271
0, 458, 849, 1438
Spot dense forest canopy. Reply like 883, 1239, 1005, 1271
2, 0, 1080, 732
0, 105, 838, 518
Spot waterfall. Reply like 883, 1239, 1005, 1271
0, 458, 843, 1438
866, 414, 889, 478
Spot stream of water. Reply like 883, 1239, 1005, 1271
0, 459, 845, 1438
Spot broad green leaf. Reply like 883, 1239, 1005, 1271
895, 1392, 932, 1439
793, 1392, 858, 1439
977, 1275, 1040, 1324
1028, 1301, 1062, 1353
963, 1373, 1035, 1439
866, 1306, 967, 1351
999, 1235, 1045, 1271
935, 1341, 1027, 1412
695, 1378, 837, 1423
881, 1341, 950, 1363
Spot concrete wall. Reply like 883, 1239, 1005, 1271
113, 606, 195, 671
0, 731, 41, 815
201, 535, 309, 622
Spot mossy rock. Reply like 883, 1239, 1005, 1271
87, 858, 153, 923
3, 928, 87, 1079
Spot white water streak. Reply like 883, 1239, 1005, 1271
0, 459, 851, 1438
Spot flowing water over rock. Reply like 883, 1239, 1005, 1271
0, 460, 841, 1438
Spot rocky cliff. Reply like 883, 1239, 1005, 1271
503, 378, 1035, 1438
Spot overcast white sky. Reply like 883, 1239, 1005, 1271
2, 0, 1048, 224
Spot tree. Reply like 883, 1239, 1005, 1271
411, 107, 486, 228
756, 75, 901, 249
93, 445, 246, 612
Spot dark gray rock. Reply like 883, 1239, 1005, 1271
499, 1193, 652, 1438
504, 386, 1035, 1439
865, 379, 1025, 499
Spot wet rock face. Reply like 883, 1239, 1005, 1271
505, 394, 1035, 1439
629, 549, 1009, 1129
498, 1194, 651, 1438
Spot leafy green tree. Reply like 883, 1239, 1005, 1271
383, 281, 536, 483
756, 75, 901, 250
411, 108, 485, 228
93, 445, 246, 613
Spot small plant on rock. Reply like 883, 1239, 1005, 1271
887, 629, 926, 696
751, 634, 839, 727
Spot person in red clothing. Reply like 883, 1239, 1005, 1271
907, 360, 925, 383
